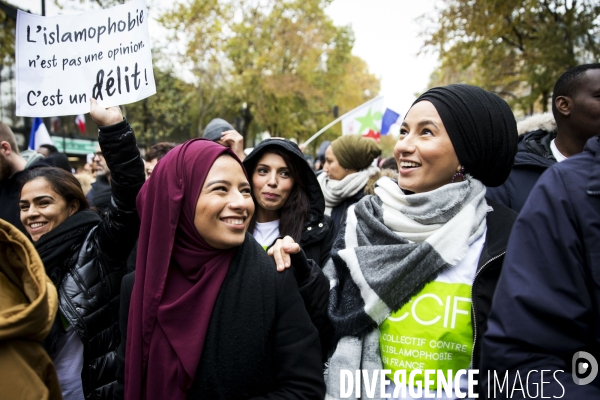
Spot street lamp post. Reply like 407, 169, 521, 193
239, 102, 253, 149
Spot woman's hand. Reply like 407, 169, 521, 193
220, 129, 246, 160
267, 236, 301, 272
90, 98, 124, 127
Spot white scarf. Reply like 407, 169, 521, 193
375, 176, 490, 254
318, 165, 380, 215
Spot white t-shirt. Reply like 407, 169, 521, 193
53, 325, 85, 400
253, 220, 281, 249
550, 139, 568, 162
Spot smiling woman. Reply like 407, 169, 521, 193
17, 99, 145, 400
115, 138, 325, 400
194, 155, 254, 249
269, 84, 522, 398
395, 101, 461, 194
319, 84, 520, 398
19, 168, 85, 242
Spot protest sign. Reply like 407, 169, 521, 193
15, 0, 156, 117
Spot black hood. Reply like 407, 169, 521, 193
515, 129, 557, 169
243, 139, 324, 224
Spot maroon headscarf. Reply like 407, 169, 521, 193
125, 139, 247, 400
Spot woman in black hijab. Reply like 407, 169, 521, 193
271, 84, 519, 398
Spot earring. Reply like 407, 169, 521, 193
451, 166, 466, 183
345, 168, 349, 171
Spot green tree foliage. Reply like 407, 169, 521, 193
160, 0, 380, 145
158, 0, 231, 138
423, 0, 600, 113
125, 67, 197, 148
0, 9, 15, 67
225, 0, 351, 140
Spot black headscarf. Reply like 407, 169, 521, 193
413, 84, 518, 187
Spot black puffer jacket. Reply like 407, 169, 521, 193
58, 120, 144, 399
486, 114, 557, 213
244, 139, 335, 267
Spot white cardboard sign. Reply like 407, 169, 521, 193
16, 0, 156, 117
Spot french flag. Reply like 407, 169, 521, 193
381, 108, 400, 135
75, 114, 86, 134
28, 118, 53, 151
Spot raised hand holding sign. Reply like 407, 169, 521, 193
15, 0, 156, 117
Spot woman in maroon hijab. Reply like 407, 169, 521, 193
114, 138, 325, 400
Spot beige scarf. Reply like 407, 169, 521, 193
317, 165, 380, 215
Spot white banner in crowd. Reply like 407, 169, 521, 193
15, 0, 156, 117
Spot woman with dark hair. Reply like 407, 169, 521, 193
271, 84, 520, 398
18, 99, 145, 400
243, 138, 335, 267
115, 138, 325, 400
144, 141, 176, 178
20, 168, 88, 229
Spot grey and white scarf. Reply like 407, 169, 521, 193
318, 165, 380, 215
323, 176, 489, 399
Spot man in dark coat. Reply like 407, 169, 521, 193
487, 63, 600, 212
0, 122, 44, 234
481, 134, 600, 397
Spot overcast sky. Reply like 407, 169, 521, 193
325, 0, 438, 116
15, 0, 439, 118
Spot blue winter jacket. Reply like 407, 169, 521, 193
481, 135, 600, 398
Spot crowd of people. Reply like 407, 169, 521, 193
0, 63, 599, 400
